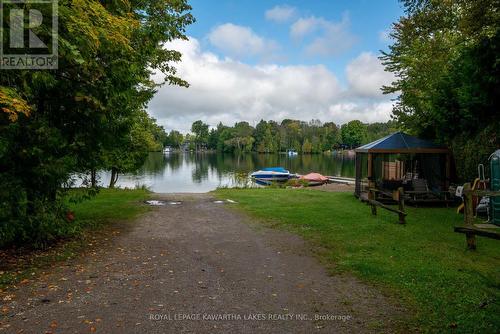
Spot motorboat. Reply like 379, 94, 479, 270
251, 167, 294, 183
287, 149, 298, 156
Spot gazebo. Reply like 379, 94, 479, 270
354, 132, 453, 203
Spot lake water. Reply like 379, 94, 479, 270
99, 152, 355, 193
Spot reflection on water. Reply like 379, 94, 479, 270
99, 152, 355, 193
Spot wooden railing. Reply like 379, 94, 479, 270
368, 187, 407, 224
454, 183, 500, 249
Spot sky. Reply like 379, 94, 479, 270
147, 0, 404, 133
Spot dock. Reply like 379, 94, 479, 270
327, 176, 355, 185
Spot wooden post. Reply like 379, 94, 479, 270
367, 153, 376, 216
463, 183, 476, 250
445, 153, 451, 190
369, 188, 377, 215
367, 153, 374, 189
397, 187, 406, 224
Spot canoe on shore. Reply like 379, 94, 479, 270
299, 173, 329, 186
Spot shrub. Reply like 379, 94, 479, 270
451, 125, 499, 182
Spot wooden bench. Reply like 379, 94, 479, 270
454, 224, 500, 240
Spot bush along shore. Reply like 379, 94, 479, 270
0, 188, 150, 290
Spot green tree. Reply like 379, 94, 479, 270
263, 127, 276, 153
207, 128, 219, 150
323, 122, 340, 150
104, 111, 158, 188
365, 121, 398, 143
182, 134, 196, 151
302, 138, 313, 154
231, 122, 255, 152
191, 120, 209, 150
281, 120, 302, 150
254, 120, 268, 150
341, 120, 367, 149
166, 130, 184, 149
381, 0, 499, 180
218, 128, 233, 152
0, 0, 194, 247
254, 120, 278, 153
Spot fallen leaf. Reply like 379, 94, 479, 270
3, 294, 14, 301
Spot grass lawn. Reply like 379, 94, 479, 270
215, 188, 500, 333
69, 188, 150, 225
0, 188, 150, 290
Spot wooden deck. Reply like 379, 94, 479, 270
358, 189, 456, 206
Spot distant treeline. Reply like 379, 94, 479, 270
164, 119, 398, 153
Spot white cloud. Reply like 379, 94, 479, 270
290, 16, 323, 40
265, 5, 297, 23
290, 13, 357, 57
207, 23, 278, 59
328, 101, 394, 124
345, 52, 395, 98
148, 38, 394, 133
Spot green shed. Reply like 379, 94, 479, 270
490, 150, 500, 225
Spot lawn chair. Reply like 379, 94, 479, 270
406, 179, 434, 202
406, 179, 451, 205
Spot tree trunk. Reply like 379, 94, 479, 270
26, 190, 36, 216
91, 169, 97, 188
109, 168, 119, 188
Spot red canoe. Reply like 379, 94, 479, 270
300, 173, 329, 186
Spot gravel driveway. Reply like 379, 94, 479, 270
0, 193, 405, 333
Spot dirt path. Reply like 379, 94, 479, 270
1, 194, 405, 333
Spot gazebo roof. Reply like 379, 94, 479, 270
355, 132, 449, 153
